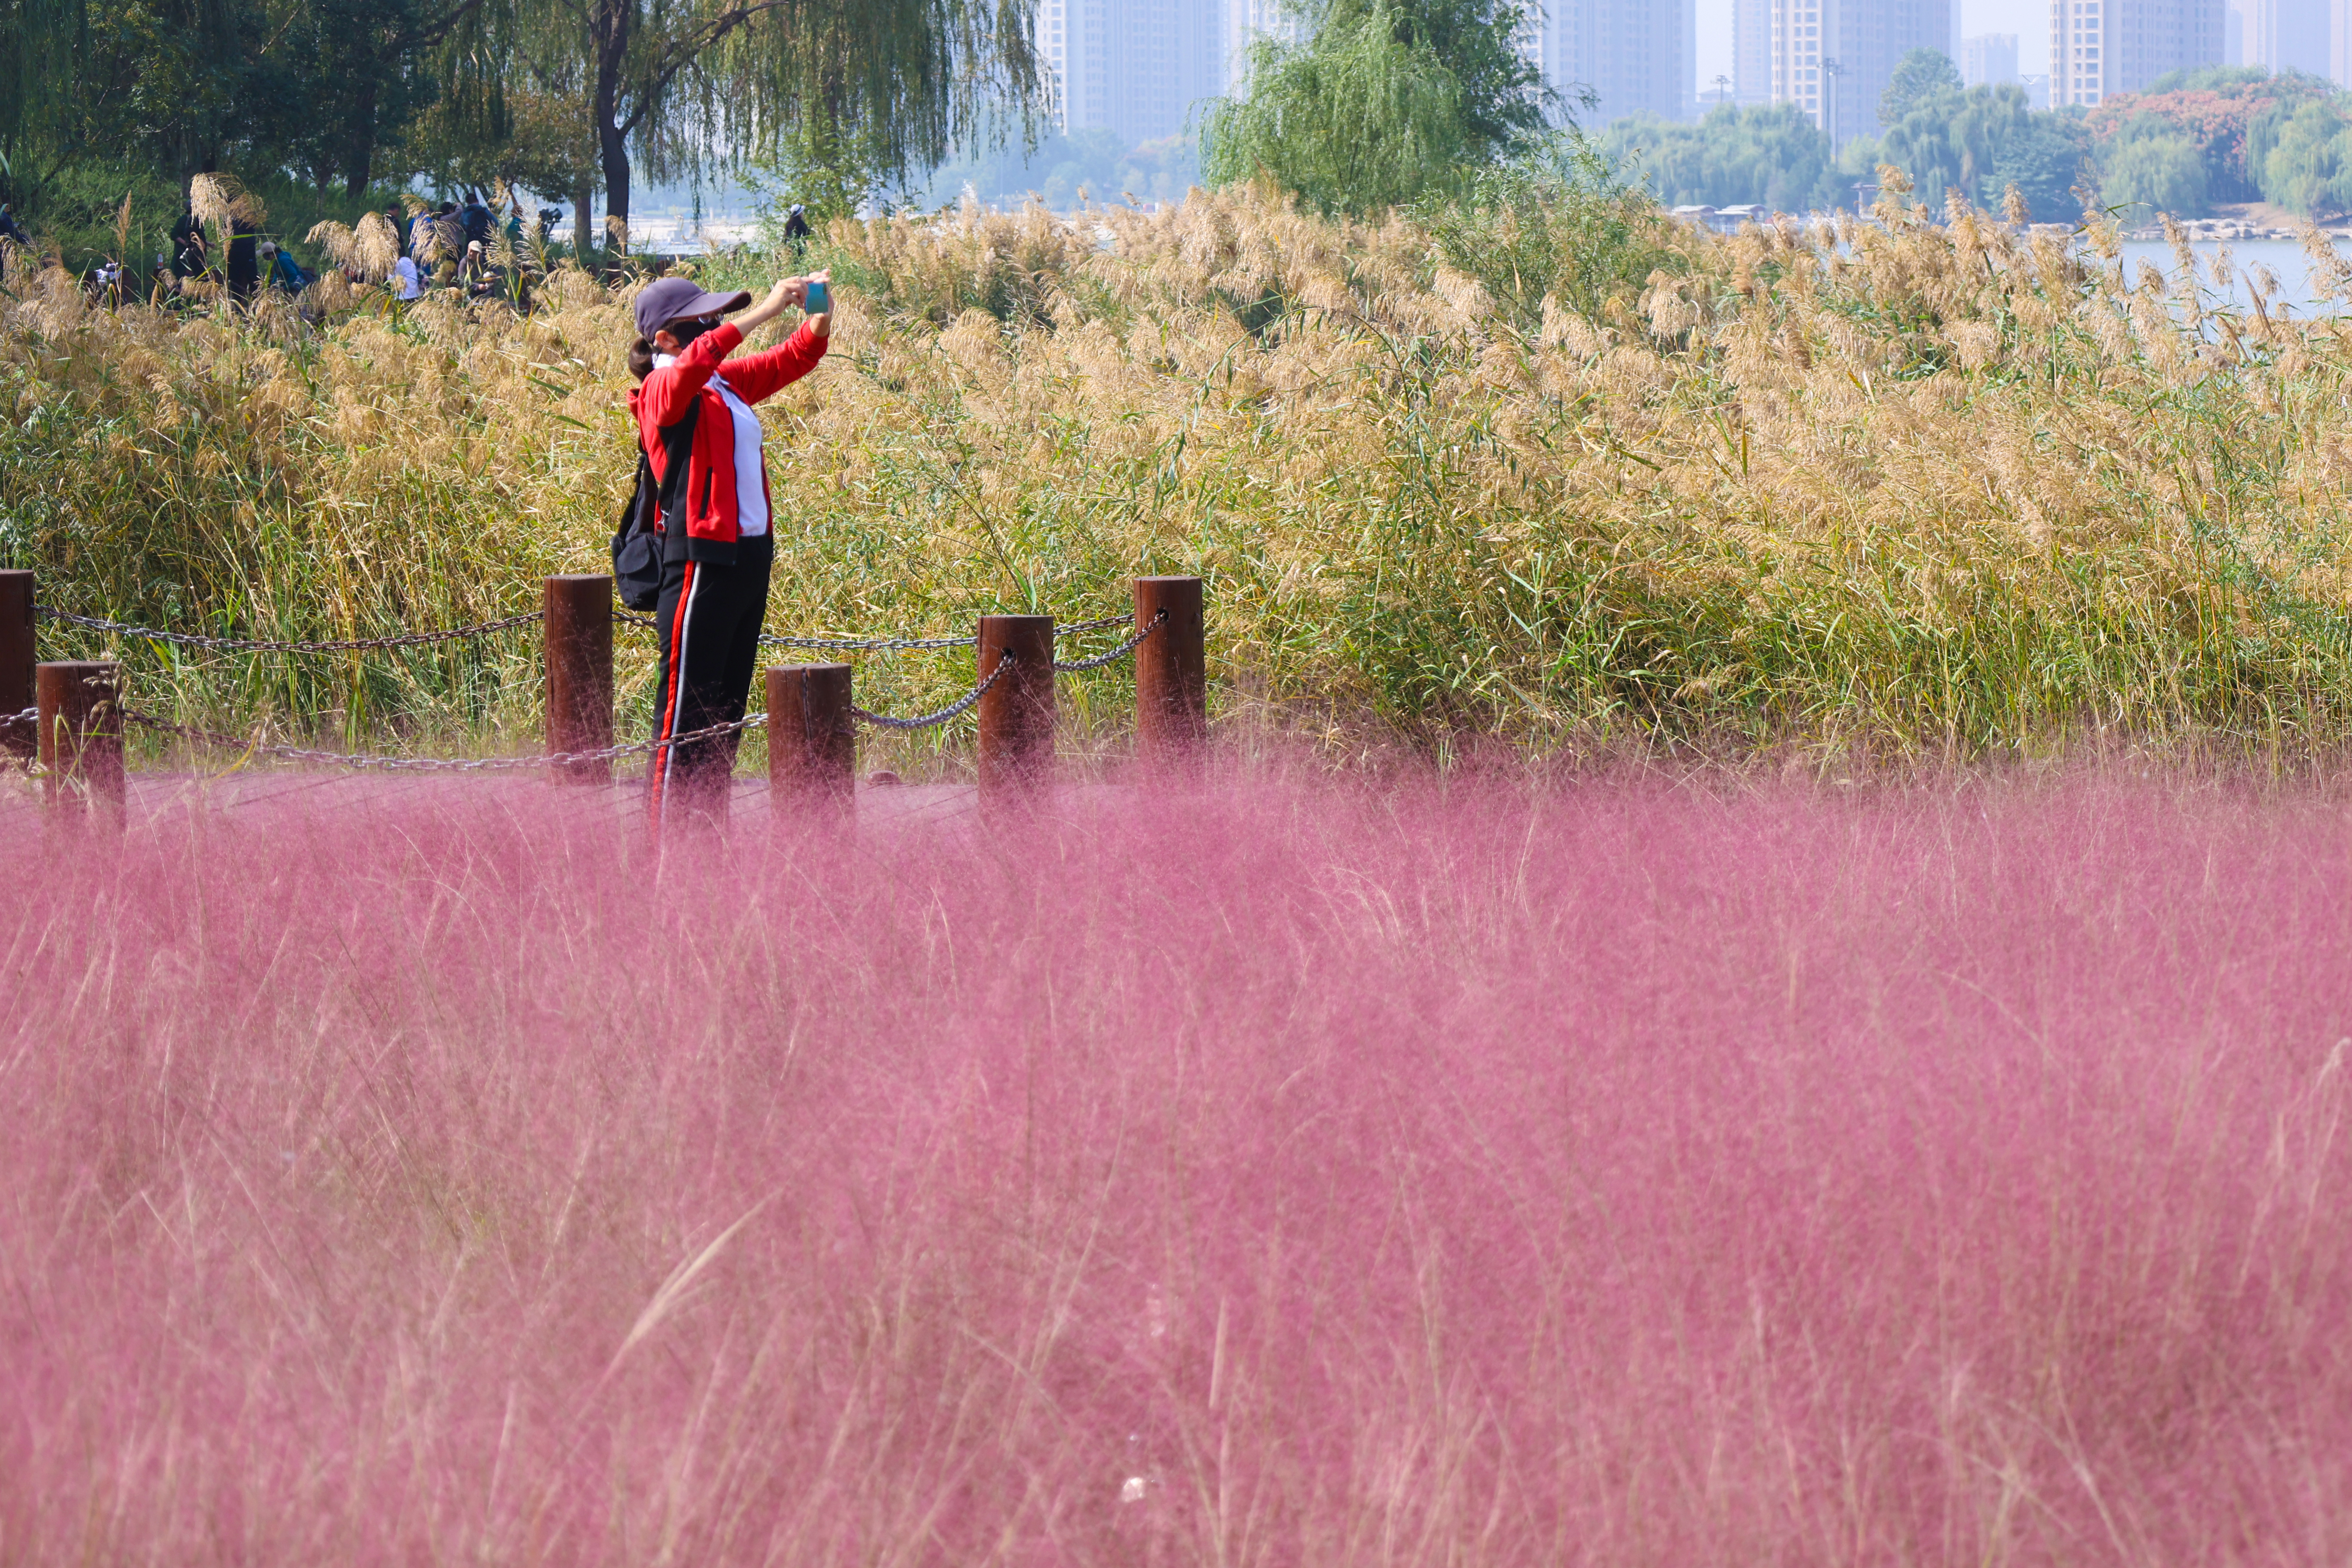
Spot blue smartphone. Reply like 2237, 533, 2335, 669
804, 279, 830, 314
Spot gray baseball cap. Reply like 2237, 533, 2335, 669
633, 275, 753, 338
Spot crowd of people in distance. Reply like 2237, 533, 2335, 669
382, 188, 559, 306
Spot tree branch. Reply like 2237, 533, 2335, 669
615, 0, 796, 136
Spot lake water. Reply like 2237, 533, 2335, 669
2116, 238, 2351, 318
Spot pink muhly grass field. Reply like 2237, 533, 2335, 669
3, 770, 2350, 1565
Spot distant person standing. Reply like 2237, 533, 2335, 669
392, 251, 422, 300
462, 189, 493, 250
170, 206, 208, 281
226, 221, 260, 303
782, 203, 811, 254
0, 203, 28, 279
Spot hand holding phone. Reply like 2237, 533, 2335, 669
803, 276, 830, 315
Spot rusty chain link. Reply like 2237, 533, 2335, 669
849, 651, 1015, 731
109, 655, 1019, 767
1053, 608, 1164, 672
36, 604, 545, 654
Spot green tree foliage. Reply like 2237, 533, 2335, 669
1878, 47, 1962, 127
2086, 66, 2337, 212
2254, 98, 2352, 215
2101, 124, 2208, 216
1989, 111, 2092, 220
1604, 90, 2085, 220
1602, 104, 1847, 213
1, 0, 1045, 262
1201, 0, 1555, 217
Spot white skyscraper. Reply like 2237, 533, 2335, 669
2248, 0, 2327, 73
1963, 29, 2021, 81
1734, 0, 1775, 103
1772, 0, 1950, 142
1223, 0, 1295, 92
2051, 0, 2224, 107
1041, 0, 1231, 142
1527, 0, 1698, 124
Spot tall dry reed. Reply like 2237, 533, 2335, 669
7, 181, 2352, 763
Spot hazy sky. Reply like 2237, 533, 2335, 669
1692, 0, 2054, 105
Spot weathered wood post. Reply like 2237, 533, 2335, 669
976, 614, 1055, 799
0, 570, 31, 763
766, 663, 855, 808
544, 575, 614, 784
1132, 576, 1205, 768
37, 659, 125, 821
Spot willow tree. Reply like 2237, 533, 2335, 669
499, 0, 1044, 250
1201, 0, 1553, 217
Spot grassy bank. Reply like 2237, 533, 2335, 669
6, 184, 2352, 764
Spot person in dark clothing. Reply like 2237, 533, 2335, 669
627, 272, 832, 828
0, 204, 28, 279
226, 224, 260, 302
461, 190, 493, 249
169, 208, 208, 280
782, 203, 812, 254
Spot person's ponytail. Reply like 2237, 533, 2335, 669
628, 335, 655, 381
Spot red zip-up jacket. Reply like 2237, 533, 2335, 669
631, 319, 828, 562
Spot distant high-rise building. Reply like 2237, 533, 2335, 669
1223, 0, 1293, 92
1041, 0, 1230, 143
1772, 0, 1951, 143
2334, 0, 2352, 81
1526, 0, 1698, 124
2250, 0, 2328, 73
2226, 0, 2244, 61
2050, 0, 2224, 107
1734, 0, 1775, 103
1963, 30, 2021, 81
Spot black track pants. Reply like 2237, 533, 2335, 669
649, 534, 773, 827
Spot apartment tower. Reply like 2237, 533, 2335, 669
1771, 0, 1951, 143
1962, 30, 2021, 82
2051, 0, 2224, 106
1041, 0, 1230, 143
2248, 0, 2328, 74
1734, 0, 1775, 104
1528, 0, 1698, 123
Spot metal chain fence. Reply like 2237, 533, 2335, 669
21, 588, 1163, 775
1054, 609, 1164, 672
102, 655, 1025, 770
848, 652, 1015, 731
34, 605, 545, 654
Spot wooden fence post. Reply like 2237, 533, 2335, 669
1132, 576, 1205, 768
544, 575, 614, 784
976, 614, 1055, 799
38, 660, 124, 821
766, 663, 855, 808
0, 570, 31, 763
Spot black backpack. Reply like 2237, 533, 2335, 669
611, 402, 700, 612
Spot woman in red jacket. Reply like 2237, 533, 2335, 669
628, 272, 830, 825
